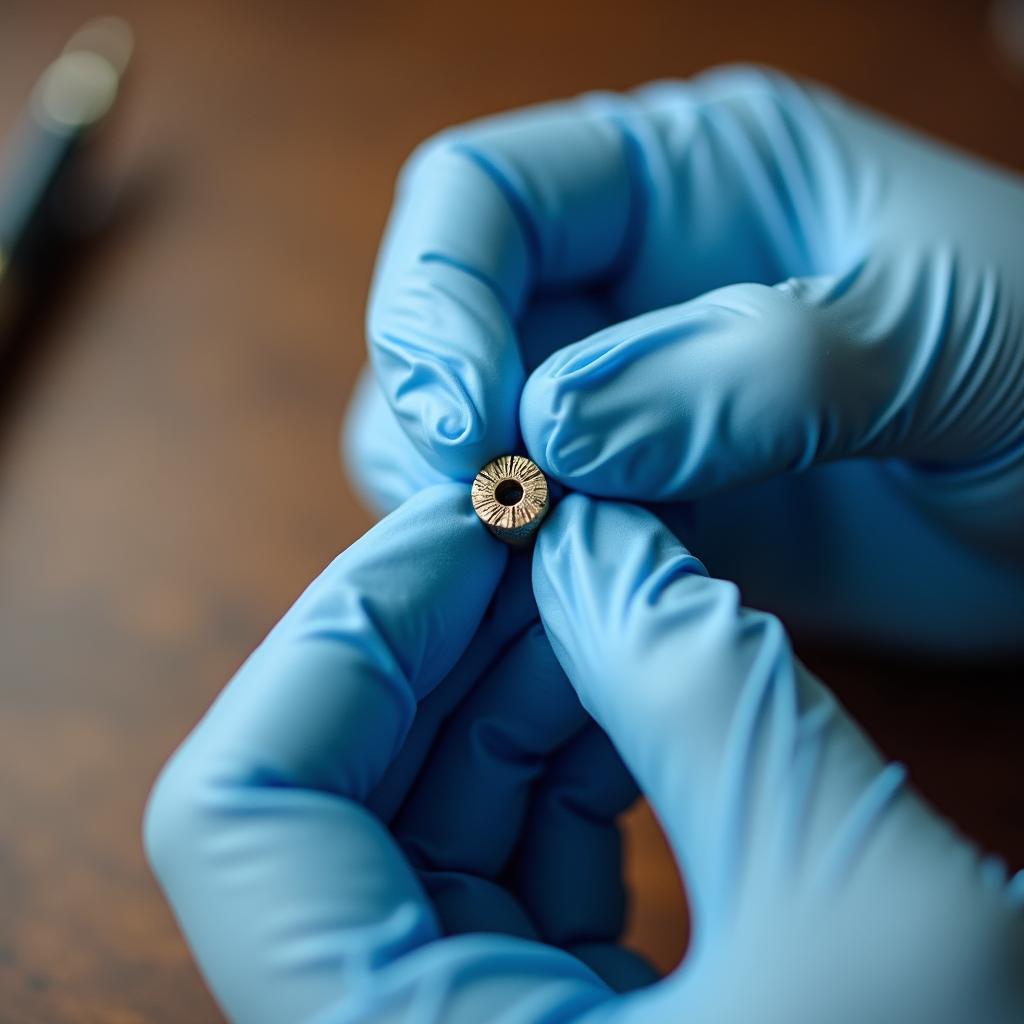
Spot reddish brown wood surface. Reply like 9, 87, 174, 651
0, 2, 1021, 1020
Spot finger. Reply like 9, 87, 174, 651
366, 553, 537, 823
144, 484, 506, 1024
395, 658, 651, 994
384, 606, 637, 967
369, 102, 641, 477
534, 496, 1024, 1019
521, 273, 908, 502
511, 726, 636, 945
510, 726, 656, 993
344, 292, 607, 516
394, 622, 590, 880
370, 66, 886, 481
532, 492, 914, 916
343, 366, 447, 516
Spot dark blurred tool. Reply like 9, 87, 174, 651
0, 16, 133, 359
992, 0, 1024, 75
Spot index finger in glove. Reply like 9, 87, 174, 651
144, 484, 506, 1024
369, 99, 640, 477
533, 496, 1024, 1022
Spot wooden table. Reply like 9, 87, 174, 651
0, 2, 1020, 1020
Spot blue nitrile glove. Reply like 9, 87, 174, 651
145, 486, 1024, 1023
144, 485, 650, 1024
346, 65, 1024, 655
533, 496, 1024, 1024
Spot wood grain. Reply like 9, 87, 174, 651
0, 1, 1021, 1019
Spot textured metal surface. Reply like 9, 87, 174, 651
471, 454, 549, 547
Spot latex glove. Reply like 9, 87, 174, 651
145, 486, 1024, 1022
533, 495, 1024, 1023
144, 485, 649, 1024
347, 65, 1024, 655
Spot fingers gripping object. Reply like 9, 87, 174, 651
351, 67, 1024, 656
471, 454, 549, 547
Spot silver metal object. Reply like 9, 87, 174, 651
471, 454, 549, 547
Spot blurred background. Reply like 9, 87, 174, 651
0, 2, 1022, 1021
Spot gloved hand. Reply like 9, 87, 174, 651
345, 65, 1024, 655
144, 485, 649, 1024
145, 486, 1024, 1023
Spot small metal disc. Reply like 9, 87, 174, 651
471, 454, 549, 547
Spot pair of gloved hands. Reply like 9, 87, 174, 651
146, 67, 1024, 1023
